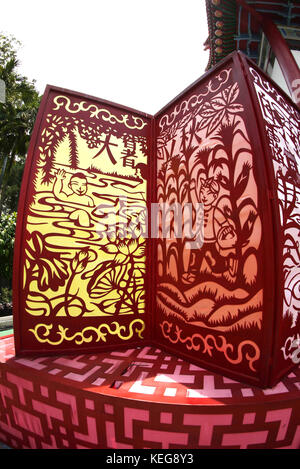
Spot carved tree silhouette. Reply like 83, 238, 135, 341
68, 128, 79, 169
38, 111, 149, 185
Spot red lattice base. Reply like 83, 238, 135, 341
0, 334, 299, 449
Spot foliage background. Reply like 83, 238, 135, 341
0, 33, 40, 311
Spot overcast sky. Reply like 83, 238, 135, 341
1, 0, 209, 114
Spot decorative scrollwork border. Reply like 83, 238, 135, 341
53, 95, 148, 130
29, 319, 145, 346
158, 67, 232, 131
160, 320, 260, 372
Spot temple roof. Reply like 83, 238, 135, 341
205, 0, 300, 69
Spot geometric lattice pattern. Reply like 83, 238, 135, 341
1, 335, 300, 449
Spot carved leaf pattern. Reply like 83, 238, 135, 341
25, 232, 69, 292
199, 82, 244, 135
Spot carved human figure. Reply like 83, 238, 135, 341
184, 177, 238, 283
53, 169, 95, 227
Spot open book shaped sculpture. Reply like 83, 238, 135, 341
13, 52, 300, 388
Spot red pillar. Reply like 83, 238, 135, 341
235, 0, 300, 107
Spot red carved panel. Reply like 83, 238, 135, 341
246, 60, 300, 385
13, 87, 153, 355
154, 54, 276, 386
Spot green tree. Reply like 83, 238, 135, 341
2, 157, 25, 212
0, 33, 41, 214
0, 211, 16, 289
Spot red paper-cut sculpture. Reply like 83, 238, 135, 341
13, 88, 153, 355
13, 52, 300, 387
